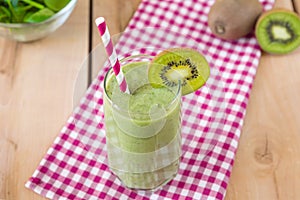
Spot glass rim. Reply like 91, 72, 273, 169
103, 54, 182, 118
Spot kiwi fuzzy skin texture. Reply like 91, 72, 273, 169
208, 0, 263, 41
148, 48, 210, 96
255, 8, 300, 54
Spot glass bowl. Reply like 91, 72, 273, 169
0, 0, 77, 42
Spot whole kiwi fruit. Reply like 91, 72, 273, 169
255, 8, 300, 54
208, 0, 263, 40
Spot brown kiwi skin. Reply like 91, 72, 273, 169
208, 0, 263, 41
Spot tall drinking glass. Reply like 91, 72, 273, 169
103, 55, 182, 190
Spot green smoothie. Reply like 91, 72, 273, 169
103, 59, 182, 190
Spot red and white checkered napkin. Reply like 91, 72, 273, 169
26, 0, 274, 199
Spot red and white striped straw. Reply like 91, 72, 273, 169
95, 17, 129, 94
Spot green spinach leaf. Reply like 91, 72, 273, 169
0, 5, 11, 23
44, 0, 70, 12
23, 7, 53, 23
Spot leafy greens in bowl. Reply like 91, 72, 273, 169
0, 0, 77, 42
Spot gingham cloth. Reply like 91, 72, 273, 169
26, 0, 274, 199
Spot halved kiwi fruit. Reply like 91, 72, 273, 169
255, 8, 300, 54
148, 48, 210, 95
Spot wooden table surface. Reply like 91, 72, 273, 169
1, 0, 300, 199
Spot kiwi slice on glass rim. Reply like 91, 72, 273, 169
148, 48, 210, 95
255, 8, 300, 54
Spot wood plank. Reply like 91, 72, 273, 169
273, 0, 293, 8
0, 0, 89, 199
91, 0, 141, 80
225, 0, 300, 199
0, 40, 18, 105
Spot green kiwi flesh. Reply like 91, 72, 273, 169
148, 48, 210, 95
255, 8, 300, 54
